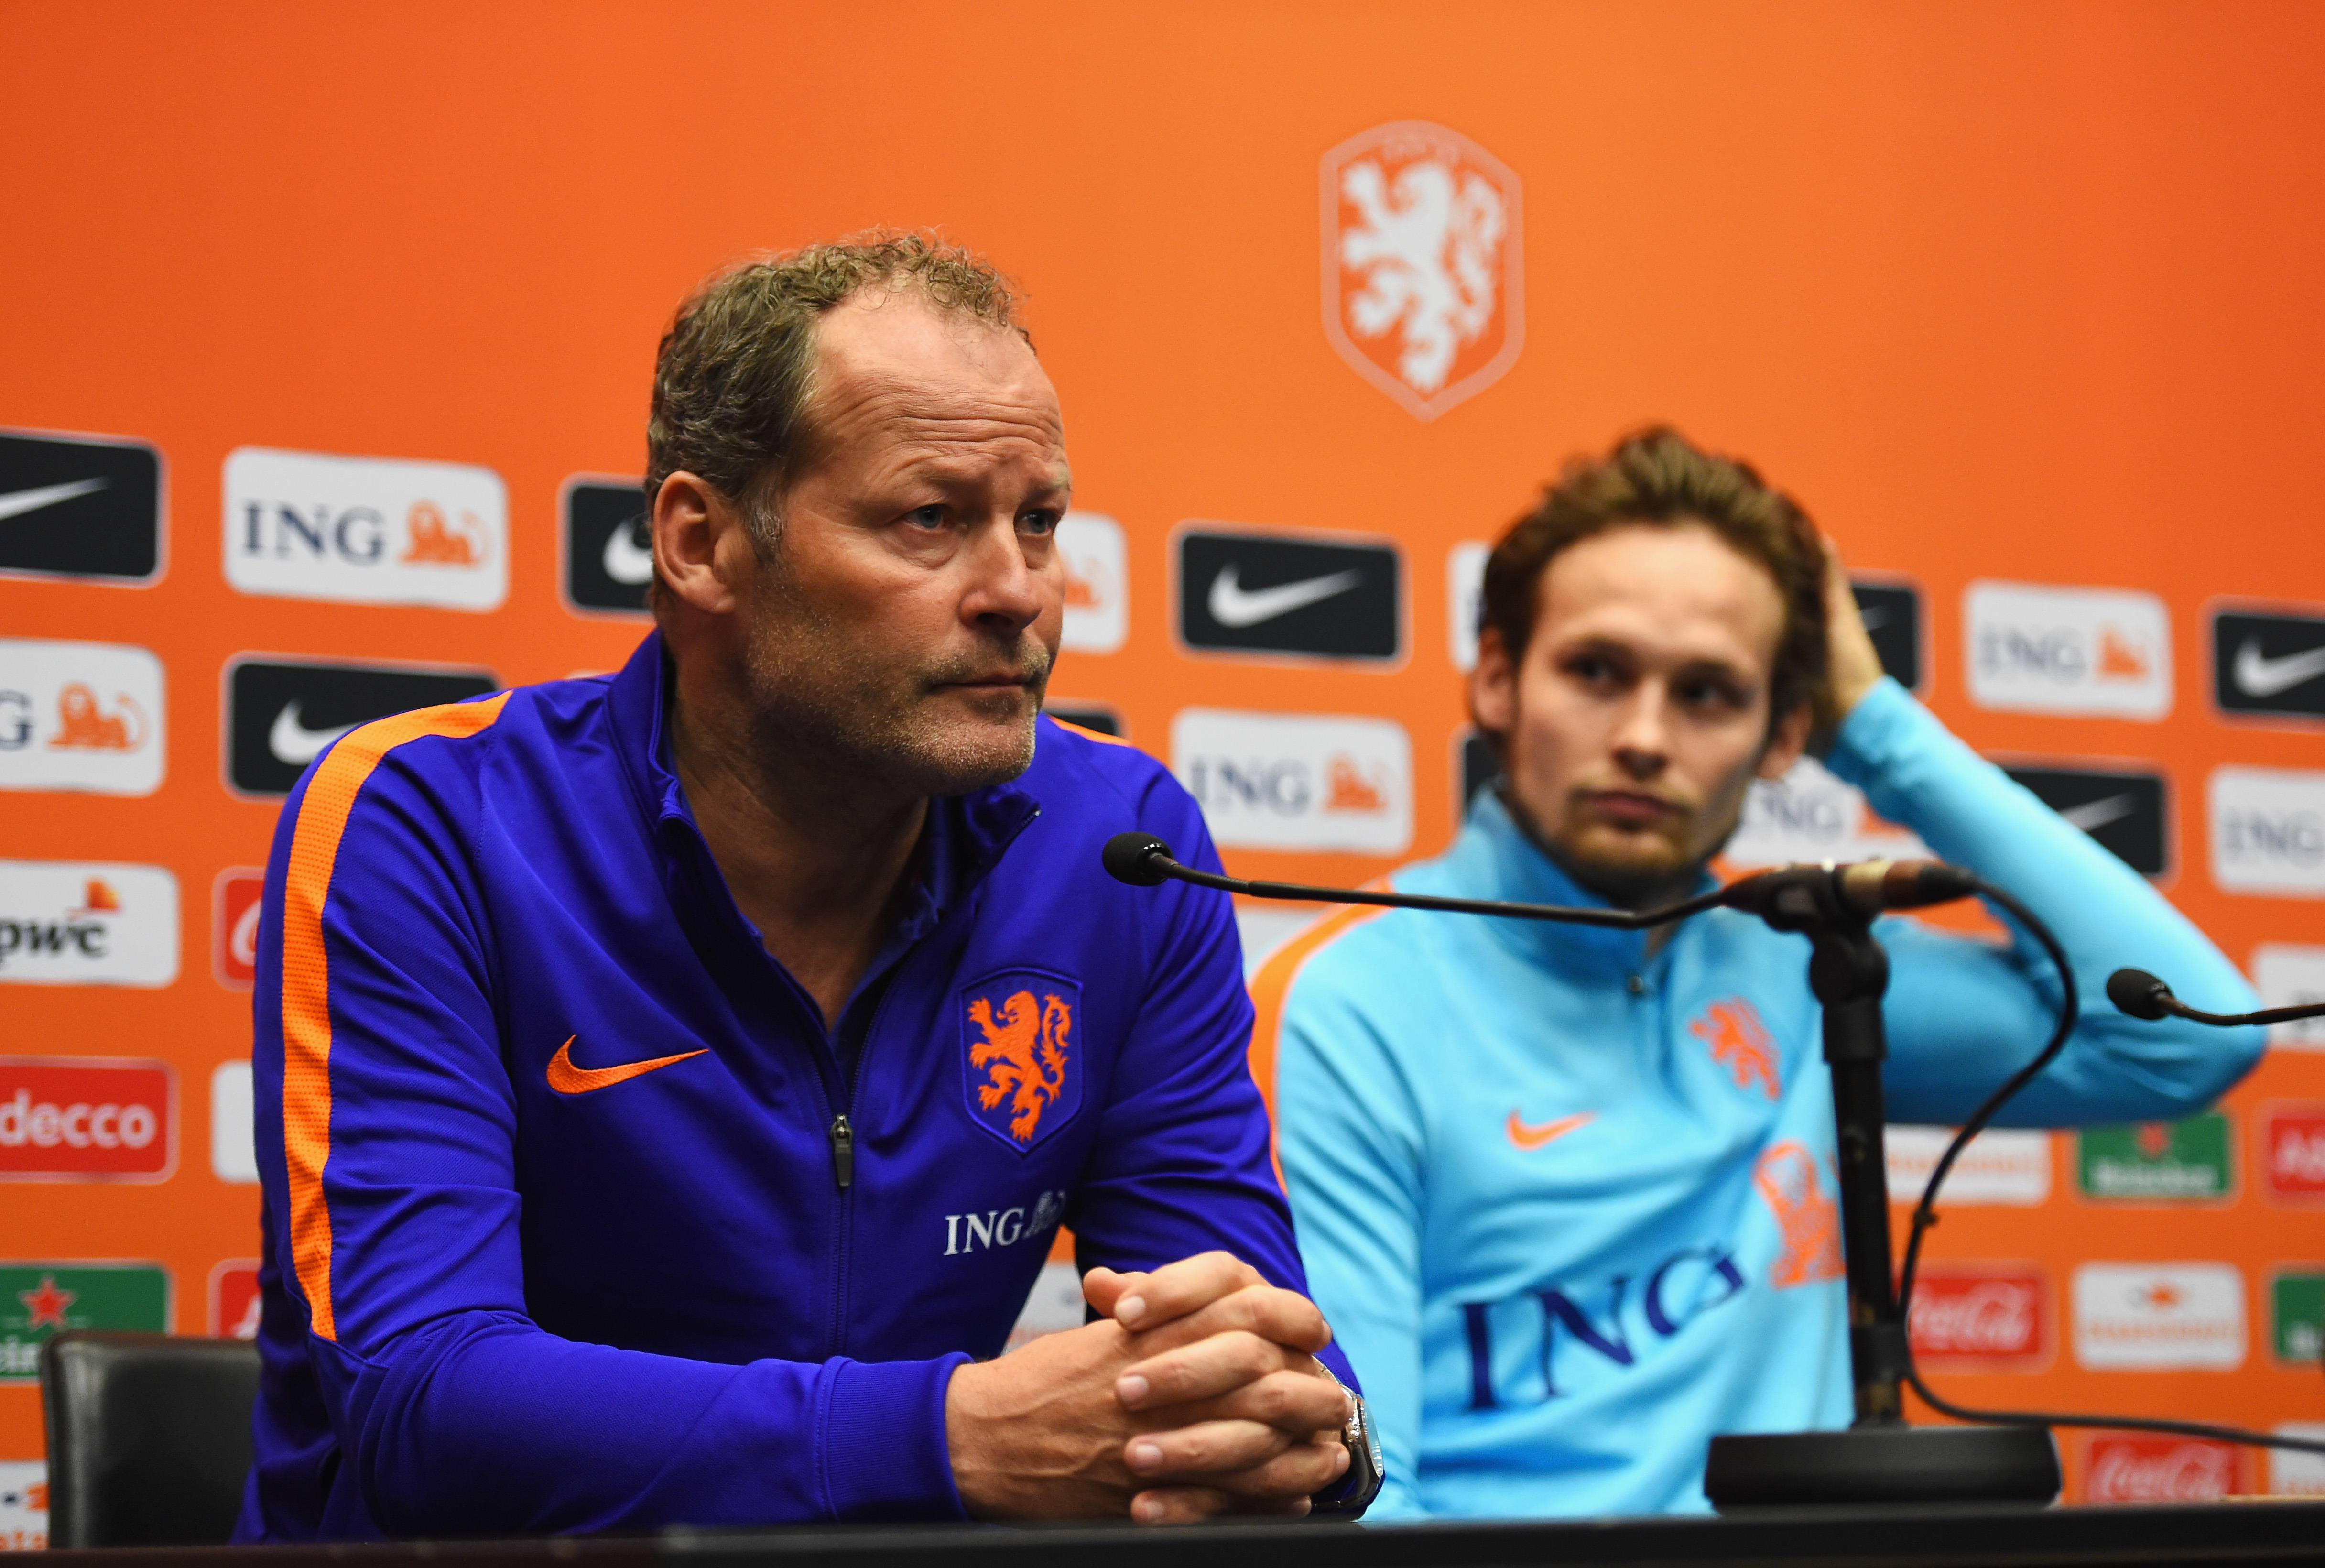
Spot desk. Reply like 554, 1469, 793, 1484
47, 1501, 2325, 1568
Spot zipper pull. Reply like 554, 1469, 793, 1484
828, 1113, 854, 1189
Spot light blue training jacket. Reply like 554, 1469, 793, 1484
1267, 677, 2263, 1522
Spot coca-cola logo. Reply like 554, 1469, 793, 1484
1908, 1266, 2047, 1366
2263, 1105, 2325, 1202
2083, 1435, 2242, 1502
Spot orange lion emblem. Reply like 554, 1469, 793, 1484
1691, 997, 1780, 1101
1755, 1141, 1845, 1290
50, 683, 146, 752
400, 500, 483, 565
968, 990, 1073, 1143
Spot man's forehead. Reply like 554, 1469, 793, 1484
809, 291, 1064, 454
1540, 525, 1786, 662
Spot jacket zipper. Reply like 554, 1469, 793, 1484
828, 1113, 854, 1188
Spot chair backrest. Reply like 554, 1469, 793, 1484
39, 1330, 261, 1549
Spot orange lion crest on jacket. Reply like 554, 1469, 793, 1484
968, 990, 1073, 1143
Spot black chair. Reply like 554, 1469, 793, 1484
39, 1330, 261, 1548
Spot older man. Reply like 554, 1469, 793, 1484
238, 236, 1374, 1539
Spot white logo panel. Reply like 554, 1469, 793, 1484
1057, 512, 1126, 654
0, 860, 178, 987
2253, 943, 2325, 1050
2072, 1262, 2245, 1370
0, 638, 164, 795
1726, 758, 1931, 870
2210, 766, 2325, 896
1886, 1125, 2053, 1206
210, 1060, 256, 1185
224, 447, 508, 611
1965, 582, 2172, 719
2270, 1423, 2325, 1495
1173, 708, 1412, 855
1447, 541, 1488, 673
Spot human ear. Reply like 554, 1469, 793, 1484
1471, 626, 1516, 737
1755, 700, 1814, 781
652, 472, 745, 618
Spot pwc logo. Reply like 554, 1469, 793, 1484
560, 475, 652, 616
959, 972, 1083, 1153
2209, 765, 2325, 896
1907, 1265, 2050, 1371
1965, 582, 2172, 719
1726, 757, 1929, 870
1176, 526, 1402, 664
1172, 708, 1412, 855
1057, 512, 1127, 654
0, 427, 164, 585
0, 1057, 174, 1182
1322, 121, 1522, 421
2252, 944, 2325, 1052
0, 860, 178, 988
2259, 1103, 2325, 1206
2080, 1433, 2244, 1503
0, 638, 165, 796
208, 1260, 263, 1340
224, 447, 507, 611
224, 655, 497, 797
2072, 1261, 2245, 1371
212, 869, 264, 990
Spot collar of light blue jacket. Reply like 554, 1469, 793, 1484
1429, 784, 1723, 982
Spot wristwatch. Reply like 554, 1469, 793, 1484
1308, 1381, 1384, 1518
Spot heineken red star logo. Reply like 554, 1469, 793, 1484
18, 1274, 75, 1332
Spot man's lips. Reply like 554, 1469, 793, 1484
1575, 789, 1682, 827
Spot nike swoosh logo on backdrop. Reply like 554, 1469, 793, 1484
1506, 1109, 1596, 1150
2060, 794, 2137, 833
546, 1035, 706, 1095
600, 519, 654, 585
1207, 565, 1363, 628
1858, 606, 1889, 631
2233, 638, 2325, 698
0, 477, 109, 523
268, 701, 361, 767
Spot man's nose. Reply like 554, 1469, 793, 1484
960, 515, 1049, 632
1609, 685, 1672, 778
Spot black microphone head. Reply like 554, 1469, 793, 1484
1102, 830, 1173, 887
2107, 967, 2174, 1021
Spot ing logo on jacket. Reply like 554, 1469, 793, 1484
961, 972, 1083, 1151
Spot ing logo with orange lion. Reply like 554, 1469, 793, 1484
961, 972, 1083, 1151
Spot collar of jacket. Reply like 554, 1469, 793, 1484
1435, 785, 1718, 980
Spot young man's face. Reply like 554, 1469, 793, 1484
1470, 522, 1810, 903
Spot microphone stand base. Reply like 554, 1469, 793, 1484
1704, 1424, 2061, 1510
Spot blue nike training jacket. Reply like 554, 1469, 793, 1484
236, 632, 1355, 1540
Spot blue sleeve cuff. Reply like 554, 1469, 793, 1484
1823, 675, 1941, 788
817, 1353, 973, 1522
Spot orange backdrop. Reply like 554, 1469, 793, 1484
3, 0, 2322, 1516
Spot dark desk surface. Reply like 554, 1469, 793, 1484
48, 1500, 2325, 1568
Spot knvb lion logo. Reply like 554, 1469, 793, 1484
1691, 998, 1781, 1101
1322, 121, 1522, 421
961, 973, 1083, 1152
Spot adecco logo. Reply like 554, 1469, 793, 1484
1906, 1264, 2049, 1370
0, 1057, 174, 1182
224, 447, 507, 611
2072, 1262, 2245, 1371
2259, 1102, 2325, 1205
1172, 708, 1412, 855
2252, 945, 2325, 1051
1322, 121, 1521, 421
209, 1259, 262, 1339
1885, 1125, 2052, 1206
0, 638, 165, 796
1727, 758, 1930, 871
0, 860, 178, 987
1965, 582, 2172, 719
1057, 512, 1127, 655
2080, 1433, 2245, 1503
2210, 766, 2325, 897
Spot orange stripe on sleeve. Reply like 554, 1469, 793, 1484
1049, 716, 1136, 748
1245, 895, 1391, 1171
279, 694, 510, 1342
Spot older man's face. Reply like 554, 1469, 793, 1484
737, 289, 1070, 796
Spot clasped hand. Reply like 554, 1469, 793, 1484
945, 1251, 1351, 1523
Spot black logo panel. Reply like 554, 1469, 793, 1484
2000, 763, 2169, 877
1046, 704, 1123, 738
564, 478, 653, 614
1851, 580, 1923, 693
2214, 609, 2325, 721
1458, 728, 1503, 825
1176, 530, 1400, 661
0, 429, 163, 583
226, 658, 497, 796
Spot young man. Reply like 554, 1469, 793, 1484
1260, 428, 2263, 1520
238, 236, 1376, 1539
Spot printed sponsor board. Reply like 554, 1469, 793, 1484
2252, 944, 2325, 1051
213, 867, 264, 989
209, 1259, 262, 1340
0, 1057, 174, 1182
1005, 1259, 1087, 1353
2072, 1261, 2245, 1371
1174, 526, 1402, 663
0, 1263, 169, 1381
559, 474, 650, 616
1235, 902, 1329, 980
0, 427, 163, 586
2212, 606, 2325, 722
1321, 121, 1522, 421
2270, 1268, 2323, 1364
2270, 1423, 2325, 1496
1447, 541, 1488, 673
2079, 1432, 2246, 1503
1964, 581, 2172, 719
1727, 757, 1930, 870
1044, 704, 1122, 739
1172, 708, 1412, 854
1852, 579, 1924, 693
1904, 1263, 2049, 1370
1999, 763, 2170, 879
211, 1061, 256, 1185
223, 655, 498, 797
0, 860, 177, 987
2075, 1112, 2234, 1202
0, 638, 165, 796
0, 1460, 44, 1551
2209, 765, 2325, 897
1885, 1125, 2052, 1206
1057, 512, 1127, 654
2259, 1102, 2325, 1205
223, 446, 507, 611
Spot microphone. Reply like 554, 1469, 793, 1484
2107, 967, 2325, 1027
